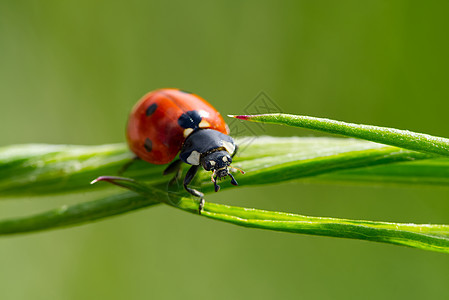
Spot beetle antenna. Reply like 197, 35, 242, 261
230, 165, 245, 174
211, 170, 216, 183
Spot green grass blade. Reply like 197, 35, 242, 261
232, 113, 449, 157
311, 157, 449, 187
199, 141, 433, 193
0, 138, 439, 197
0, 191, 160, 235
202, 204, 449, 254
0, 143, 164, 196
87, 177, 449, 254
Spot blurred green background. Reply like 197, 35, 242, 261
1, 1, 449, 299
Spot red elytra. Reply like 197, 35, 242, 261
126, 88, 229, 165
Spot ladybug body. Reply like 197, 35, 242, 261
127, 89, 229, 165
126, 88, 240, 211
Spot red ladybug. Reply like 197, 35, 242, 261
126, 88, 241, 211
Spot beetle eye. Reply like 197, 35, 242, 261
209, 160, 216, 168
202, 160, 215, 171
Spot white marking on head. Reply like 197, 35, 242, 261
199, 120, 211, 128
210, 161, 216, 166
186, 150, 201, 165
183, 128, 194, 138
222, 156, 228, 162
222, 141, 235, 154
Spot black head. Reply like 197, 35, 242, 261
200, 150, 238, 192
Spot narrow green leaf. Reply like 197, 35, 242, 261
89, 177, 449, 254
0, 138, 440, 198
311, 158, 449, 187
202, 204, 449, 254
0, 143, 164, 196
232, 113, 449, 157
199, 142, 433, 193
0, 191, 160, 235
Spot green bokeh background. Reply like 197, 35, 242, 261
1, 1, 449, 299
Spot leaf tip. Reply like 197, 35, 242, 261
91, 176, 134, 185
90, 177, 101, 184
229, 115, 251, 120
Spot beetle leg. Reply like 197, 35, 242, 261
228, 173, 238, 186
183, 165, 205, 214
163, 159, 182, 175
198, 197, 205, 214
163, 159, 183, 185
213, 175, 220, 192
231, 144, 239, 158
230, 145, 245, 175
118, 156, 140, 175
184, 165, 203, 197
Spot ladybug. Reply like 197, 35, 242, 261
126, 88, 242, 212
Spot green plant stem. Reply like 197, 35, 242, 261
1, 139, 439, 198
92, 178, 449, 254
198, 145, 433, 193
0, 192, 159, 234
232, 114, 449, 157
201, 203, 449, 254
